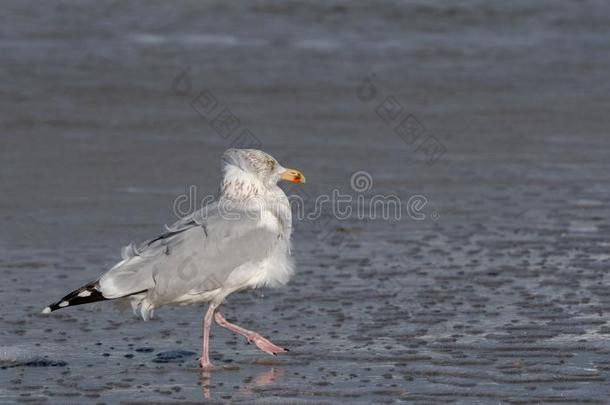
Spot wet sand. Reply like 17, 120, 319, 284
2, 0, 610, 403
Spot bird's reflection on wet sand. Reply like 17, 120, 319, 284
200, 367, 284, 399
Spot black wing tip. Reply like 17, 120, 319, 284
43, 281, 108, 314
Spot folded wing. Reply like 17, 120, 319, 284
99, 203, 280, 303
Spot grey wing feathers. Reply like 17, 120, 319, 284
99, 205, 279, 302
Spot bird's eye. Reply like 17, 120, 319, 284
266, 160, 275, 171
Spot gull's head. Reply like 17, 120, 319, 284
221, 149, 305, 196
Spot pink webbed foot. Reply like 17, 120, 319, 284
214, 311, 289, 357
246, 333, 289, 356
199, 357, 214, 369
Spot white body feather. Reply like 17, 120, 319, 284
98, 149, 295, 320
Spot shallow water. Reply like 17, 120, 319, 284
2, 0, 610, 403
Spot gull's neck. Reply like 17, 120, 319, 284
219, 165, 266, 201
218, 165, 292, 238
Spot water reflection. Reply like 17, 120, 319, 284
199, 367, 284, 399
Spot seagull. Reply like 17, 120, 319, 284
42, 148, 306, 368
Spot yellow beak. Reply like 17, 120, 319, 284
280, 168, 306, 184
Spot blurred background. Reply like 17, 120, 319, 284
2, 0, 610, 402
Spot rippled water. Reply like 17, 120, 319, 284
2, 0, 610, 403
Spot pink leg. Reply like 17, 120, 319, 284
214, 311, 288, 356
199, 304, 217, 368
